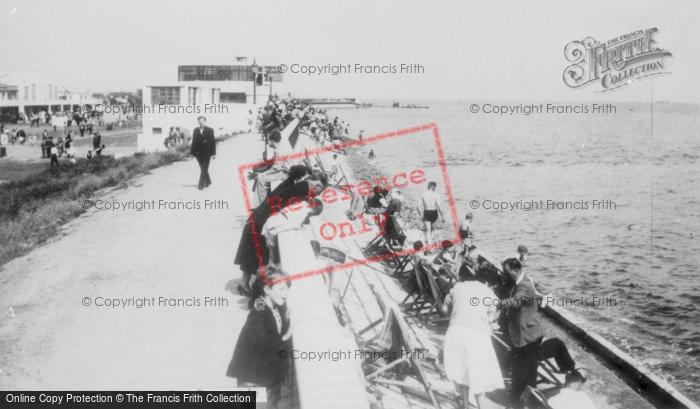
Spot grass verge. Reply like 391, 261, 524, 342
0, 136, 234, 268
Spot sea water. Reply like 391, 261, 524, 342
329, 99, 700, 401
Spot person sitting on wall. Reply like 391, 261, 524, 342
261, 198, 324, 264
268, 164, 312, 199
234, 172, 328, 297
164, 127, 176, 148
251, 130, 293, 208
502, 245, 528, 268
500, 259, 578, 407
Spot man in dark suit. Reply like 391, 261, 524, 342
501, 259, 577, 406
501, 259, 545, 406
190, 116, 216, 190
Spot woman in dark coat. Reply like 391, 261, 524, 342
227, 266, 292, 408
269, 164, 311, 198
234, 172, 327, 296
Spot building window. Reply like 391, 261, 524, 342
220, 92, 246, 103
24, 87, 28, 101
151, 87, 180, 105
177, 65, 284, 82
188, 87, 199, 105
153, 127, 162, 134
263, 66, 284, 83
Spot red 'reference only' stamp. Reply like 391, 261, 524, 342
237, 123, 459, 285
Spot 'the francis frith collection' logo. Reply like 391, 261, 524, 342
563, 28, 672, 93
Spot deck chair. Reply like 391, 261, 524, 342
363, 300, 442, 408
363, 214, 407, 263
410, 260, 451, 324
422, 266, 452, 321
333, 160, 350, 187
391, 249, 415, 278
313, 152, 333, 177
346, 189, 367, 220
354, 284, 389, 341
400, 257, 434, 316
302, 148, 314, 170
313, 152, 349, 188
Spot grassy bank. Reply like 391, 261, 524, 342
0, 160, 49, 182
0, 131, 140, 183
0, 136, 232, 268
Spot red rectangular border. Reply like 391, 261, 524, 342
237, 123, 460, 285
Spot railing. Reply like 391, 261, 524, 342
277, 229, 369, 409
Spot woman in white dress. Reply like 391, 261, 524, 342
442, 268, 504, 409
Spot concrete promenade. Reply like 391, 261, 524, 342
0, 133, 263, 389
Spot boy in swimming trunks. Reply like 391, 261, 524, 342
418, 181, 444, 245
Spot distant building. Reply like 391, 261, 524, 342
0, 83, 18, 101
176, 59, 283, 103
138, 57, 284, 152
0, 72, 99, 121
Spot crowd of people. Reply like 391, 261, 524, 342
256, 100, 357, 148
228, 98, 350, 408
163, 126, 191, 148
394, 219, 593, 408
0, 109, 113, 168
11, 109, 102, 133
227, 98, 594, 409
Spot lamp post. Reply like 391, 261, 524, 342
269, 75, 273, 102
251, 59, 258, 105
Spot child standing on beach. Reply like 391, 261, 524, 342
460, 213, 474, 252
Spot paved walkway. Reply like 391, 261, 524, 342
0, 133, 263, 389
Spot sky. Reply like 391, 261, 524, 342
0, 0, 698, 103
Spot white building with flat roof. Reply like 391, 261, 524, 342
137, 58, 284, 152
0, 72, 99, 121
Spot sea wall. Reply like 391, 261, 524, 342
544, 304, 700, 409
277, 230, 369, 409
